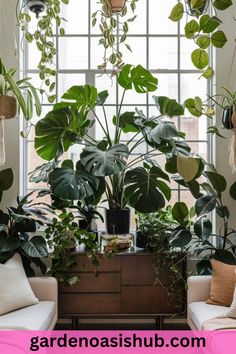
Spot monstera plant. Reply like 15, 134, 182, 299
33, 64, 206, 234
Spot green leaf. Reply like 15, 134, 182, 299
204, 171, 227, 192
200, 15, 221, 33
168, 3, 184, 22
211, 30, 227, 48
172, 202, 189, 224
191, 0, 207, 9
185, 20, 200, 39
177, 156, 201, 182
196, 35, 211, 49
113, 112, 140, 133
196, 259, 212, 275
118, 64, 158, 93
0, 168, 13, 191
0, 234, 20, 252
57, 85, 98, 112
194, 216, 212, 240
49, 162, 98, 201
153, 96, 184, 117
213, 0, 232, 10
20, 236, 48, 258
185, 97, 203, 117
195, 194, 216, 216
191, 49, 209, 70
35, 108, 90, 160
213, 250, 236, 265
202, 67, 214, 79
230, 181, 236, 200
147, 122, 180, 145
170, 228, 192, 248
80, 144, 129, 177
124, 166, 168, 213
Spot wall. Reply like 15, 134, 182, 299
0, 0, 20, 208
0, 1, 236, 222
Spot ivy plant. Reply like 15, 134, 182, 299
92, 0, 139, 73
169, 0, 232, 79
18, 0, 70, 102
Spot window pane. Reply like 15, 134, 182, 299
180, 116, 207, 141
58, 74, 86, 98
149, 38, 178, 70
180, 38, 198, 70
180, 74, 207, 102
149, 0, 177, 34
58, 37, 88, 69
61, 0, 88, 34
95, 74, 117, 105
122, 37, 147, 67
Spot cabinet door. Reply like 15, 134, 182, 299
73, 254, 121, 272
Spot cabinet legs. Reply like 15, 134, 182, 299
71, 317, 78, 330
156, 316, 164, 330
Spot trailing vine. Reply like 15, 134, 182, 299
92, 0, 139, 74
169, 0, 233, 79
17, 0, 70, 102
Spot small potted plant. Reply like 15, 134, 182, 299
185, 0, 210, 16
110, 0, 126, 12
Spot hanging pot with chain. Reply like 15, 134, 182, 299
110, 0, 126, 13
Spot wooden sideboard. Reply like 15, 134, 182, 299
58, 249, 186, 329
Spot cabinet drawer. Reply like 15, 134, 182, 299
59, 273, 121, 293
122, 255, 185, 286
59, 294, 121, 314
73, 254, 121, 272
122, 286, 184, 314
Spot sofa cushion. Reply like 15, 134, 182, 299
225, 286, 236, 318
0, 301, 56, 330
207, 259, 236, 306
188, 302, 228, 330
0, 254, 38, 315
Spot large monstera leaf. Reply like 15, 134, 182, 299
54, 85, 98, 112
153, 96, 184, 117
146, 121, 181, 145
118, 64, 158, 93
124, 166, 170, 213
35, 107, 90, 160
49, 162, 98, 201
80, 144, 129, 177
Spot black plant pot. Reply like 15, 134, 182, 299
105, 209, 130, 234
135, 231, 148, 249
222, 106, 234, 129
185, 0, 209, 16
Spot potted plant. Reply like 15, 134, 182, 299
45, 210, 99, 286
209, 87, 236, 129
0, 189, 49, 276
0, 58, 41, 120
185, 0, 210, 16
92, 0, 138, 72
33, 64, 193, 234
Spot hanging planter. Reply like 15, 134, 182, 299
222, 106, 234, 129
110, 0, 126, 12
185, 0, 210, 16
0, 95, 17, 119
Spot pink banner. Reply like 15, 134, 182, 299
0, 330, 235, 354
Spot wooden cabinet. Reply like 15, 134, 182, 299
58, 251, 186, 327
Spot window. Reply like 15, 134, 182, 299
22, 0, 212, 229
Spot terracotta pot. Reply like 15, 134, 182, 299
0, 95, 17, 119
110, 0, 126, 12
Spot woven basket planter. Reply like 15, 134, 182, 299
110, 0, 126, 12
0, 95, 17, 119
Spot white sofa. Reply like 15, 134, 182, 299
187, 275, 236, 330
0, 277, 58, 330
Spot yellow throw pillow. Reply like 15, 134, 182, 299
207, 259, 236, 307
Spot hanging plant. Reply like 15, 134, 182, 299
169, 0, 232, 79
92, 0, 139, 73
17, 0, 70, 103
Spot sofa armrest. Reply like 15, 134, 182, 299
28, 277, 58, 302
187, 275, 212, 304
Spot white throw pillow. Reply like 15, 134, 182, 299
0, 253, 38, 315
225, 286, 236, 319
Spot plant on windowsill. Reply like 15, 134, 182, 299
169, 0, 232, 79
17, 0, 70, 102
92, 0, 138, 73
32, 64, 210, 235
